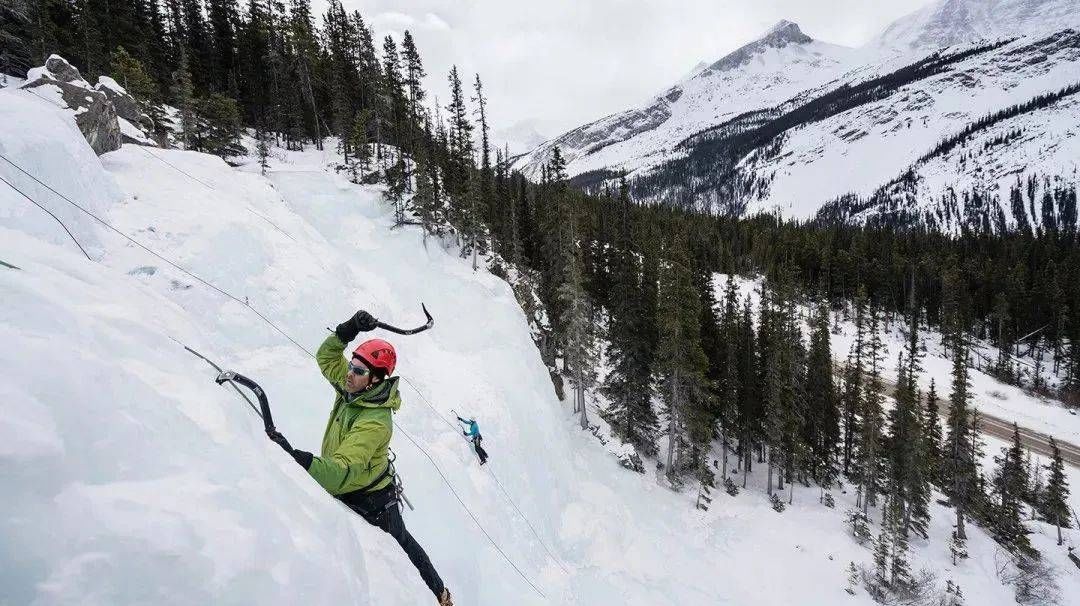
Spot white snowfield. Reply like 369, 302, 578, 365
3, 90, 1079, 606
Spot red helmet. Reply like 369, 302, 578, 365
353, 339, 397, 376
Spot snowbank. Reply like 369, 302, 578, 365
0, 89, 118, 256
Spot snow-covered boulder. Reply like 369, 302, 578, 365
30, 54, 88, 86
96, 77, 143, 127
95, 75, 160, 147
20, 55, 122, 155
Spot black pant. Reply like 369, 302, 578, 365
473, 434, 490, 462
340, 485, 445, 598
472, 436, 489, 465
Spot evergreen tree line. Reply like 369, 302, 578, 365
555, 187, 1080, 407
821, 171, 1079, 245
3, 0, 435, 158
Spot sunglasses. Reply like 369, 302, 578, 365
347, 360, 371, 376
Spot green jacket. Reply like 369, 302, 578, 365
306, 333, 401, 495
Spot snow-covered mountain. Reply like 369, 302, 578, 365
740, 30, 1080, 221
515, 21, 858, 182
515, 0, 1080, 228
494, 119, 551, 156
873, 0, 1080, 53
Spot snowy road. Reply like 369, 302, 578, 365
973, 408, 1080, 467
880, 374, 1080, 468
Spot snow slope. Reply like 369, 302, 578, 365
742, 30, 1080, 219
849, 78, 1080, 230
3, 87, 1080, 605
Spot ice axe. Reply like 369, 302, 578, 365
215, 370, 276, 433
373, 303, 434, 335
173, 338, 276, 433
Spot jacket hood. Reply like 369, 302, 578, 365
347, 376, 401, 411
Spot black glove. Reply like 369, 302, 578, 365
267, 428, 293, 451
334, 310, 378, 343
266, 429, 314, 469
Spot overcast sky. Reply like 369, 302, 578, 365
323, 0, 938, 137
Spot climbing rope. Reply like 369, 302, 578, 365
0, 151, 315, 357
401, 377, 571, 575
392, 423, 548, 598
0, 170, 92, 260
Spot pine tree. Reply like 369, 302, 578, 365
558, 217, 596, 432
841, 291, 867, 474
886, 306, 931, 538
656, 228, 710, 487
171, 48, 196, 148
180, 0, 214, 90
322, 0, 357, 158
991, 423, 1031, 552
472, 73, 494, 251
887, 507, 912, 590
413, 150, 440, 238
110, 45, 158, 105
806, 298, 838, 488
381, 34, 407, 149
847, 507, 871, 545
537, 146, 570, 361
601, 178, 657, 457
192, 92, 242, 157
872, 529, 891, 592
236, 0, 272, 127
443, 65, 473, 213
1, 0, 48, 76
385, 153, 408, 225
1039, 437, 1071, 545
924, 379, 943, 483
762, 278, 803, 501
737, 295, 759, 488
256, 127, 270, 175
400, 30, 425, 123
206, 0, 238, 93
348, 109, 372, 182
717, 275, 741, 481
287, 0, 322, 148
949, 528, 968, 565
858, 306, 885, 513
940, 266, 967, 357
944, 342, 975, 542
695, 456, 715, 511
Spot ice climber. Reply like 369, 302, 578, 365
457, 415, 489, 465
265, 310, 454, 606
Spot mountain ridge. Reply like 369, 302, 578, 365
515, 0, 1080, 231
